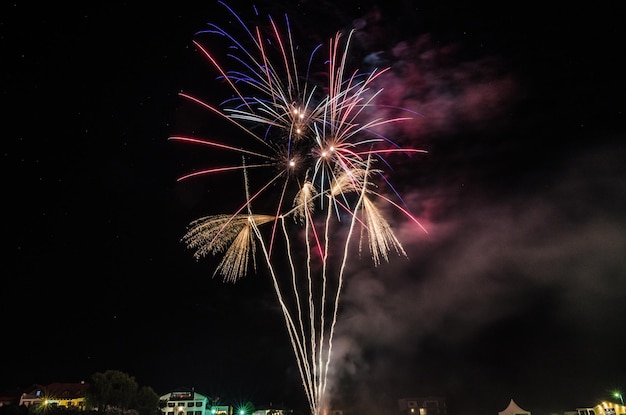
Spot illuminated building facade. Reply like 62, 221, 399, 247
160, 390, 231, 415
577, 402, 626, 415
18, 382, 88, 410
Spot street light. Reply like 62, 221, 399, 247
614, 391, 624, 405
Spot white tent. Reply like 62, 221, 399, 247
498, 399, 531, 415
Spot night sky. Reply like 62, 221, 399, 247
2, 1, 625, 415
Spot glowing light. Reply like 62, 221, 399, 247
172, 3, 427, 415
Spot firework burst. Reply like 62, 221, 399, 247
171, 2, 427, 414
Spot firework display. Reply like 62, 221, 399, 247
171, 2, 427, 414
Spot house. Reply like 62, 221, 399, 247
19, 382, 89, 410
252, 403, 293, 415
0, 388, 24, 407
160, 390, 295, 415
160, 389, 231, 415
581, 401, 626, 415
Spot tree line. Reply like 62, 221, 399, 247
0, 370, 160, 415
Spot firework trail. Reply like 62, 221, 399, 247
171, 2, 427, 414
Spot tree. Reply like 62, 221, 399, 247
133, 387, 159, 415
86, 370, 138, 412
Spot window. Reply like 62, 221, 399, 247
168, 403, 175, 408
196, 403, 203, 407
171, 392, 194, 400
188, 403, 195, 407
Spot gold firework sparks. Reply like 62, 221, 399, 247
182, 214, 276, 282
172, 3, 427, 415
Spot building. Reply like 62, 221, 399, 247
398, 397, 447, 415
576, 402, 626, 415
160, 390, 231, 415
0, 388, 24, 407
19, 382, 89, 410
252, 406, 293, 415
